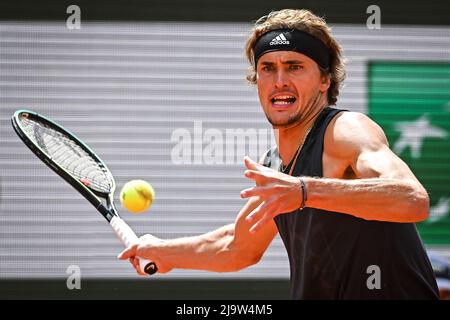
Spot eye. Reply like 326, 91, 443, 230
289, 65, 303, 70
261, 65, 274, 72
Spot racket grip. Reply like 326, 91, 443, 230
110, 216, 158, 275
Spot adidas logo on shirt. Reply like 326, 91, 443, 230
270, 33, 290, 45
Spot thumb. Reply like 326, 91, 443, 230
117, 243, 138, 260
244, 156, 260, 170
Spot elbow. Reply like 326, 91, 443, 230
242, 252, 263, 269
408, 188, 429, 222
214, 239, 262, 272
223, 244, 263, 272
234, 250, 263, 271
417, 191, 430, 222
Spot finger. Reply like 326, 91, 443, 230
244, 170, 271, 185
130, 257, 138, 268
135, 259, 148, 276
240, 187, 261, 198
250, 213, 277, 234
130, 257, 147, 276
246, 198, 277, 223
241, 185, 279, 199
129, 257, 139, 273
244, 156, 265, 170
249, 202, 280, 233
117, 244, 138, 260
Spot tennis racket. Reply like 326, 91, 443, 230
11, 109, 158, 275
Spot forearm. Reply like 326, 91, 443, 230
155, 224, 255, 272
304, 177, 429, 222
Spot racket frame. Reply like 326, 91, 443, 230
11, 109, 157, 275
12, 110, 116, 220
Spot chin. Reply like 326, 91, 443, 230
268, 113, 303, 128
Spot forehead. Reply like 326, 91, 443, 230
257, 51, 316, 65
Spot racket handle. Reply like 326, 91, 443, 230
110, 216, 158, 275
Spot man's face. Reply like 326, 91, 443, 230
256, 51, 330, 128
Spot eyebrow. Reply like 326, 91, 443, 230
260, 60, 305, 66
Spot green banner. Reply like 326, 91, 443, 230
368, 62, 450, 245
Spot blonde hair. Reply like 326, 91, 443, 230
245, 9, 346, 105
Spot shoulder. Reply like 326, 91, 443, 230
325, 111, 389, 158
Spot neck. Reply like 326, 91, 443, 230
274, 103, 326, 166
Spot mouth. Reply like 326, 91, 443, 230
270, 94, 297, 108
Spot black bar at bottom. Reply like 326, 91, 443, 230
0, 279, 290, 300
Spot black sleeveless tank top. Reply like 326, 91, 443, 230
262, 107, 439, 299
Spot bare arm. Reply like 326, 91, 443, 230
305, 112, 429, 222
305, 176, 428, 222
122, 197, 277, 274
118, 159, 278, 275
241, 112, 429, 232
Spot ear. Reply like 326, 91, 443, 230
319, 75, 331, 93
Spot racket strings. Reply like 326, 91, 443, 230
20, 117, 114, 194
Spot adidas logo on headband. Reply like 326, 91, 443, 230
270, 33, 290, 45
253, 29, 330, 68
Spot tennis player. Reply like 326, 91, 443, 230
119, 9, 439, 299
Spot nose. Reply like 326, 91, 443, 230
274, 69, 289, 88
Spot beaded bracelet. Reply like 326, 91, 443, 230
299, 178, 307, 210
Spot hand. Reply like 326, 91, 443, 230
117, 234, 173, 275
240, 156, 304, 233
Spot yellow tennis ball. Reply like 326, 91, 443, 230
120, 180, 155, 214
